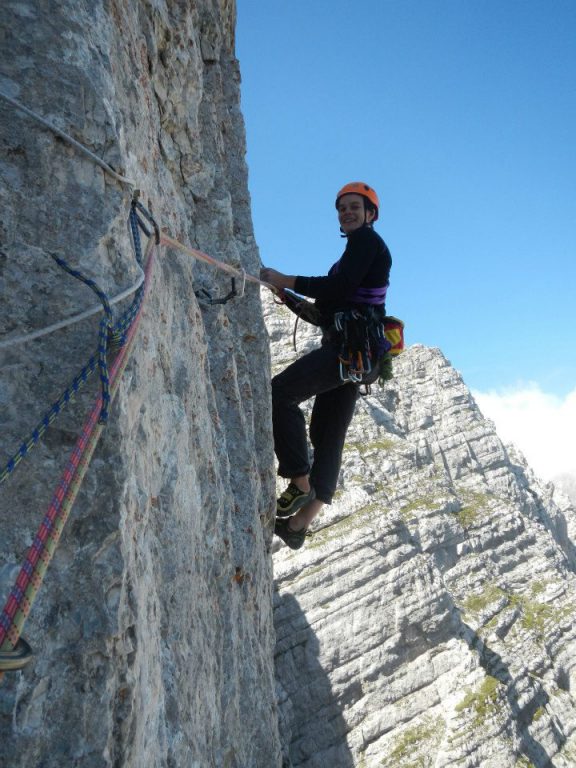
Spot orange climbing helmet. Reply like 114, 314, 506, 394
335, 182, 379, 220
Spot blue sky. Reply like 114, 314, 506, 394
236, 1, 576, 482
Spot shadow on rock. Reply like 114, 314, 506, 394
460, 621, 561, 768
274, 592, 355, 768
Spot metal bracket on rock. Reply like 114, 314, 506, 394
132, 190, 160, 244
195, 270, 246, 306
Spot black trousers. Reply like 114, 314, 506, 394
272, 341, 376, 504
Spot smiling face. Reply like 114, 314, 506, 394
337, 193, 375, 234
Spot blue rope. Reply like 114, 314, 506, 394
110, 208, 146, 345
0, 357, 97, 484
49, 255, 113, 424
0, 203, 152, 485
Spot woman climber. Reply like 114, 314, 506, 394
260, 182, 392, 550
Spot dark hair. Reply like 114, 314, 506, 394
364, 199, 377, 223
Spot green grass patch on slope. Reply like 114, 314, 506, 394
399, 495, 445, 521
455, 675, 501, 727
346, 437, 397, 455
380, 716, 444, 768
461, 582, 573, 641
454, 490, 494, 528
307, 503, 382, 550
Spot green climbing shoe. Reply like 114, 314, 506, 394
274, 517, 308, 550
276, 482, 315, 515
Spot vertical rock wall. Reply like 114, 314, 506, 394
0, 2, 281, 767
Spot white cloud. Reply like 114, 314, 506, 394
472, 384, 576, 483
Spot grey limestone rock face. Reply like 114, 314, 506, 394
267, 294, 576, 768
1, 2, 281, 767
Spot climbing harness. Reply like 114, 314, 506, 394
335, 310, 405, 384
335, 309, 379, 382
274, 289, 405, 378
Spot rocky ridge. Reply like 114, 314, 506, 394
266, 294, 576, 768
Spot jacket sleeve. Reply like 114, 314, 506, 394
293, 228, 378, 301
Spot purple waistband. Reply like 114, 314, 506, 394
348, 285, 388, 305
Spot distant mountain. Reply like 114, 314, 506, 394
553, 474, 576, 506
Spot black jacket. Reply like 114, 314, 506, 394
293, 226, 392, 320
